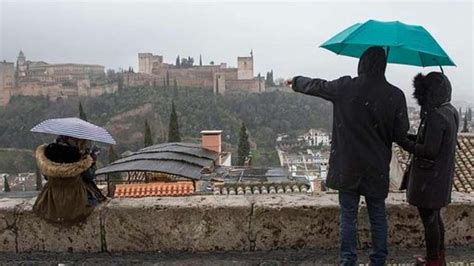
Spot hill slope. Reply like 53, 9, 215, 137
0, 86, 332, 167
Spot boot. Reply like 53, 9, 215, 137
414, 255, 427, 265
414, 255, 442, 266
439, 249, 446, 266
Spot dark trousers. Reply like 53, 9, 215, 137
339, 191, 388, 266
418, 207, 445, 259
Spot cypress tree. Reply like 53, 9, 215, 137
459, 107, 462, 117
3, 175, 10, 192
468, 108, 472, 121
108, 146, 122, 181
199, 54, 203, 66
462, 115, 469, 133
168, 102, 181, 142
144, 119, 154, 147
237, 122, 250, 166
176, 56, 181, 68
79, 102, 88, 121
35, 166, 43, 191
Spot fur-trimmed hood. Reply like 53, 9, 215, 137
413, 72, 452, 109
36, 144, 93, 178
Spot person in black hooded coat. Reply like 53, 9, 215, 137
287, 46, 413, 266
404, 72, 459, 265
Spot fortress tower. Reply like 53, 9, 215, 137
16, 50, 27, 78
237, 50, 254, 80
138, 53, 163, 74
0, 61, 15, 106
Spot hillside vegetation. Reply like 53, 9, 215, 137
0, 86, 332, 168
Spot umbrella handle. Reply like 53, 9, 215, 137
434, 58, 444, 74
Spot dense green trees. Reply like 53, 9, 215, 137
0, 86, 332, 167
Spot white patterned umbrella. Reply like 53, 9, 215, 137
31, 117, 116, 145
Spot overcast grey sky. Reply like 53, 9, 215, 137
1, 0, 473, 102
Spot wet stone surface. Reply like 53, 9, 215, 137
0, 248, 473, 265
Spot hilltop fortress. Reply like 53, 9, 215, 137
0, 50, 267, 107
124, 51, 265, 94
0, 51, 116, 106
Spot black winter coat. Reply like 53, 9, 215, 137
292, 47, 412, 199
406, 72, 459, 209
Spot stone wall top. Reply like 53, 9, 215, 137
0, 192, 473, 253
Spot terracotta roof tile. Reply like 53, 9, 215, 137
114, 181, 194, 198
393, 133, 474, 193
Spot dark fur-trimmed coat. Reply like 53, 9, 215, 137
406, 72, 459, 209
33, 144, 95, 223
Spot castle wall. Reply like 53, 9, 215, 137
225, 78, 265, 94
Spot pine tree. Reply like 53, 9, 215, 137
168, 101, 181, 142
3, 175, 10, 192
144, 119, 154, 147
79, 102, 88, 121
35, 166, 43, 191
237, 122, 250, 166
199, 54, 203, 66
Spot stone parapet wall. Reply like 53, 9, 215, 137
0, 193, 472, 253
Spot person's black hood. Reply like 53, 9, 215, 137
44, 143, 81, 164
357, 46, 387, 78
413, 72, 452, 109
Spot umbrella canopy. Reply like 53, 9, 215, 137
31, 117, 116, 144
321, 20, 455, 67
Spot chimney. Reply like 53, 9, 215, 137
201, 130, 222, 154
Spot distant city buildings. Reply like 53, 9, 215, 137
0, 50, 115, 106
276, 129, 331, 192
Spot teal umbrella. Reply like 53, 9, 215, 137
321, 20, 455, 68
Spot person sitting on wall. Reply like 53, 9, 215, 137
33, 136, 106, 223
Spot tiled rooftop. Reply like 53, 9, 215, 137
454, 134, 474, 193
114, 181, 194, 198
393, 133, 474, 193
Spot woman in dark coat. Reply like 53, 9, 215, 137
404, 72, 459, 265
33, 136, 106, 223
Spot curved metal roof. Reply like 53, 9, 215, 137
96, 142, 219, 180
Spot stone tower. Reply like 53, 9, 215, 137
237, 50, 254, 80
0, 61, 15, 106
16, 50, 27, 78
138, 53, 163, 74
